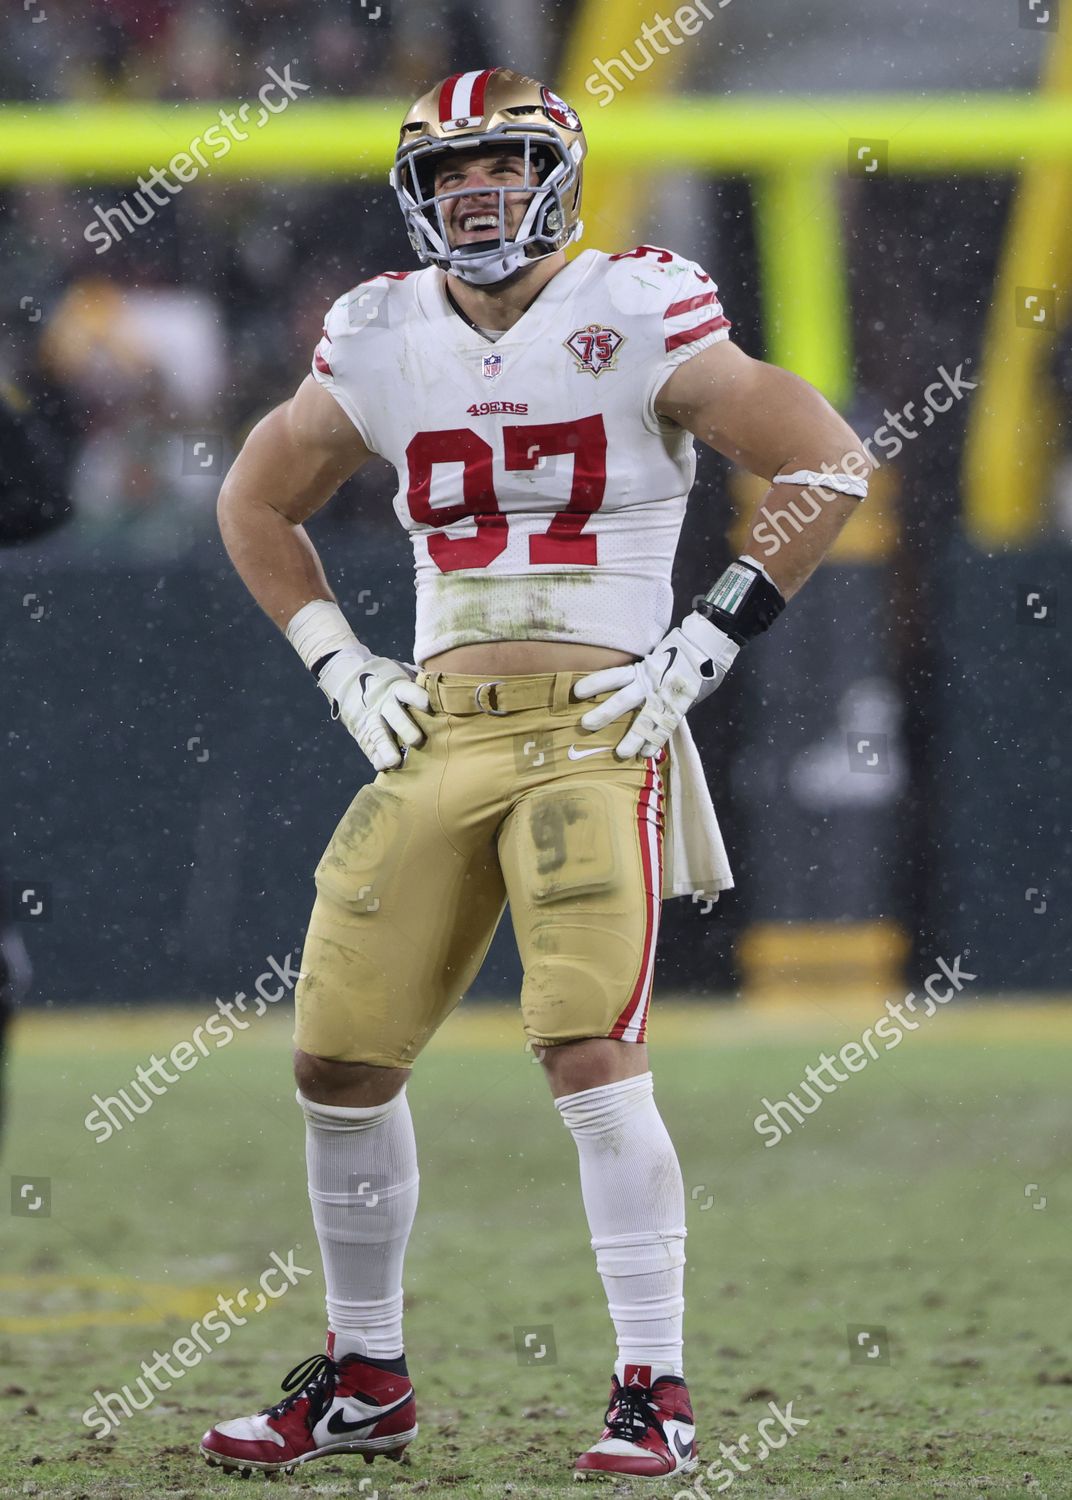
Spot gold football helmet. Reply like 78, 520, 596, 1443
389, 68, 587, 286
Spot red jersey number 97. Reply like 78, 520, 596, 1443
405, 415, 608, 573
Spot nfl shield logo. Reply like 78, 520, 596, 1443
482, 352, 503, 380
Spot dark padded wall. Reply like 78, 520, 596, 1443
2, 542, 1068, 1004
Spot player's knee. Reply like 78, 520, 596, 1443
538, 1035, 648, 1096
293, 1048, 409, 1107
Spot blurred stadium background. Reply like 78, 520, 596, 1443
2, 0, 1069, 1008
1, 3, 1071, 1496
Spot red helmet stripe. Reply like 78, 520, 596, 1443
438, 73, 465, 122
468, 68, 495, 118
440, 69, 495, 123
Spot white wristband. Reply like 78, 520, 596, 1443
285, 600, 367, 673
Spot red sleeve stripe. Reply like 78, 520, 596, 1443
665, 291, 717, 320
313, 348, 332, 376
665, 315, 731, 353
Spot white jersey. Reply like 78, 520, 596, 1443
312, 245, 730, 665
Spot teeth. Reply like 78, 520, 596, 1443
462, 214, 498, 230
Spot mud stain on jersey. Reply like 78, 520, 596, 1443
433, 570, 594, 643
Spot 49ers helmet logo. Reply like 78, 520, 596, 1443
541, 86, 582, 133
565, 323, 624, 376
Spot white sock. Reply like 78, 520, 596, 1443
555, 1072, 686, 1377
299, 1088, 419, 1362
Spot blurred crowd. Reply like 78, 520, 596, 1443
0, 0, 1063, 558
2, 167, 415, 556
0, 0, 583, 556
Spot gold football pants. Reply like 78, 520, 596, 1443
293, 671, 668, 1068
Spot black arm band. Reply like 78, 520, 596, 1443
694, 558, 786, 646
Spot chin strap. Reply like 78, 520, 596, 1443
448, 222, 581, 286
449, 239, 534, 287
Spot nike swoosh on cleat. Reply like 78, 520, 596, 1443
673, 1431, 694, 1458
324, 1393, 411, 1436
567, 745, 611, 760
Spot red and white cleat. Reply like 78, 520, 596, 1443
200, 1342, 417, 1477
574, 1363, 697, 1480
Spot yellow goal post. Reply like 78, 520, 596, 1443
4, 89, 1072, 543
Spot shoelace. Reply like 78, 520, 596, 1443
605, 1382, 664, 1443
262, 1353, 338, 1427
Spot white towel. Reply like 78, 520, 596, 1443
662, 718, 734, 901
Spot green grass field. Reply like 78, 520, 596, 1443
2, 999, 1070, 1499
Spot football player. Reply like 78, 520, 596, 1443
202, 68, 869, 1481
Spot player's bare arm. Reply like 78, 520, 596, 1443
575, 342, 871, 759
219, 377, 434, 773
655, 338, 872, 598
217, 374, 370, 629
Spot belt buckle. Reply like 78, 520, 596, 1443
474, 680, 508, 716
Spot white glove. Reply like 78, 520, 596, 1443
316, 647, 430, 772
573, 612, 739, 759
